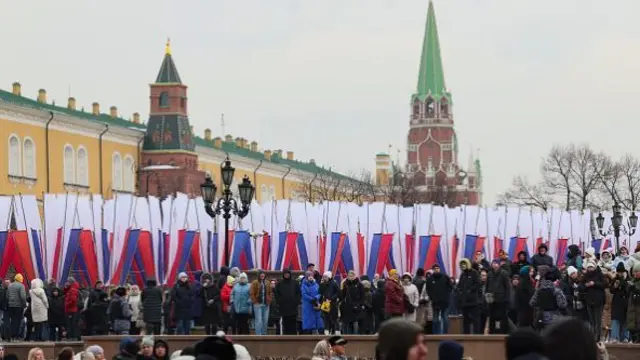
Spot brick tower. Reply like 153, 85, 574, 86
405, 1, 481, 205
139, 40, 205, 197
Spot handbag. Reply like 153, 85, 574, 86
320, 300, 331, 313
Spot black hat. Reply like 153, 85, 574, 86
328, 335, 348, 346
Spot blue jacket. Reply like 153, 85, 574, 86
231, 283, 251, 314
301, 279, 323, 331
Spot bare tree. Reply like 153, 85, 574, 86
597, 154, 640, 211
498, 175, 552, 210
568, 144, 608, 211
541, 145, 574, 211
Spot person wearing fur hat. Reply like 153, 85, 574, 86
457, 258, 482, 334
384, 269, 405, 319
170, 272, 194, 335
583, 259, 605, 341
401, 273, 419, 322
319, 271, 340, 335
530, 243, 554, 270
340, 270, 363, 334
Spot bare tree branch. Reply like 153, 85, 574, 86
498, 175, 552, 210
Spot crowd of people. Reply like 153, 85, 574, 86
1, 242, 640, 345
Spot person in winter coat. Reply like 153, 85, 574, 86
457, 258, 481, 334
511, 251, 530, 277
485, 260, 511, 334
47, 287, 65, 340
87, 292, 109, 335
199, 273, 221, 335
127, 285, 142, 335
610, 262, 629, 342
217, 266, 230, 290
401, 273, 419, 322
249, 270, 272, 335
562, 266, 587, 321
360, 280, 374, 334
565, 244, 584, 272
230, 272, 251, 334
583, 260, 606, 341
626, 266, 640, 342
530, 270, 567, 330
275, 269, 301, 335
515, 266, 535, 327
268, 279, 281, 334
170, 272, 194, 335
141, 278, 163, 335
63, 277, 80, 340
319, 271, 340, 335
412, 268, 427, 326
220, 275, 235, 334
425, 264, 452, 334
384, 269, 405, 318
29, 278, 49, 341
372, 279, 386, 333
301, 271, 323, 334
161, 290, 174, 335
340, 270, 364, 334
599, 248, 616, 279
530, 244, 554, 270
108, 287, 132, 335
7, 273, 26, 341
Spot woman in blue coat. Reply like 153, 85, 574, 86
301, 271, 324, 334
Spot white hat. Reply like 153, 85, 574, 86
567, 266, 578, 276
586, 260, 597, 269
585, 247, 596, 258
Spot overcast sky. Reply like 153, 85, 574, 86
3, 0, 640, 205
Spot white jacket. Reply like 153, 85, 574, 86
128, 293, 141, 322
403, 283, 419, 309
29, 279, 49, 323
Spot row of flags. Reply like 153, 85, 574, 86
0, 194, 631, 285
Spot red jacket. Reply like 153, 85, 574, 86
384, 279, 405, 315
220, 283, 232, 313
64, 282, 80, 314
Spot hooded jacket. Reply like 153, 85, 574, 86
275, 269, 300, 317
231, 273, 251, 314
530, 244, 554, 269
29, 278, 49, 322
457, 258, 481, 308
64, 280, 80, 313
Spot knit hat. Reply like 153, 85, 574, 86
389, 269, 398, 277
85, 345, 104, 357
141, 335, 154, 347
178, 272, 188, 279
14, 273, 23, 283
323, 271, 332, 279
438, 340, 464, 360
67, 276, 75, 284
567, 266, 578, 277
616, 262, 626, 273
519, 265, 530, 276
585, 260, 597, 269
585, 247, 596, 258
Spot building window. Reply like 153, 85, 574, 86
22, 137, 35, 179
64, 145, 75, 184
181, 97, 186, 109
159, 92, 169, 107
112, 152, 122, 190
269, 185, 276, 200
123, 155, 134, 192
77, 147, 88, 186
8, 135, 21, 176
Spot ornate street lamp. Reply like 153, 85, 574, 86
201, 157, 255, 266
596, 203, 638, 254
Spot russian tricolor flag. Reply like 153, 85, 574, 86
418, 235, 446, 273
366, 233, 396, 279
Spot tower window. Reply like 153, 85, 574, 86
181, 97, 186, 109
159, 92, 170, 107
426, 97, 435, 117
441, 97, 449, 116
412, 100, 420, 117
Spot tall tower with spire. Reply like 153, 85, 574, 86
403, 1, 480, 205
139, 39, 204, 197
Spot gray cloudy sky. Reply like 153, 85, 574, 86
3, 0, 640, 205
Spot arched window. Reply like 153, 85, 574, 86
159, 92, 169, 107
63, 145, 75, 184
8, 135, 21, 176
440, 97, 449, 116
112, 152, 122, 190
412, 99, 420, 117
269, 185, 276, 200
260, 185, 268, 202
76, 147, 88, 186
426, 97, 435, 117
23, 138, 35, 179
123, 155, 134, 192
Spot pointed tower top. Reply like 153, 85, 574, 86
155, 39, 182, 84
414, 1, 449, 102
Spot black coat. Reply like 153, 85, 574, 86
487, 268, 511, 303
275, 272, 300, 317
48, 291, 66, 327
341, 279, 364, 322
141, 281, 163, 324
171, 281, 194, 318
426, 273, 452, 309
199, 284, 221, 326
583, 269, 605, 307
457, 269, 481, 308
611, 275, 629, 321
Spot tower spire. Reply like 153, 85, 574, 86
165, 37, 172, 55
156, 39, 182, 84
415, 1, 448, 101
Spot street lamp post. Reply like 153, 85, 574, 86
596, 203, 638, 254
201, 157, 255, 267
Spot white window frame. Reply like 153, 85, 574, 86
123, 155, 135, 192
260, 184, 268, 203
112, 152, 123, 190
22, 137, 36, 179
76, 146, 89, 186
8, 134, 22, 177
63, 144, 75, 184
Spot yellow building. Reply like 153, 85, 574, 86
0, 43, 358, 203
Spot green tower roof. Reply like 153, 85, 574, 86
155, 40, 182, 84
414, 1, 450, 102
